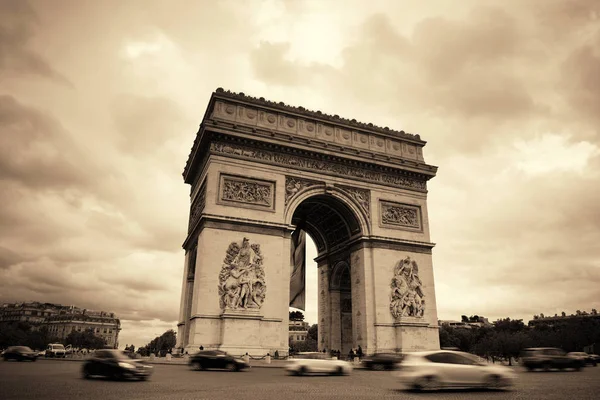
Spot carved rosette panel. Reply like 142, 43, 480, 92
218, 238, 266, 311
218, 174, 275, 211
337, 185, 370, 220
389, 257, 425, 319
380, 201, 422, 231
211, 141, 427, 191
188, 180, 207, 232
285, 176, 321, 206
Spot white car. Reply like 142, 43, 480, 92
286, 352, 353, 376
45, 343, 66, 358
394, 350, 517, 391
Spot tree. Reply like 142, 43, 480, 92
137, 329, 177, 357
494, 318, 526, 332
562, 311, 566, 317
461, 315, 469, 323
289, 311, 304, 321
469, 315, 480, 323
307, 324, 318, 341
65, 329, 106, 350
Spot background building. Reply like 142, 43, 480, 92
289, 320, 309, 342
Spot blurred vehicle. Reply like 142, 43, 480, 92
2, 346, 38, 362
520, 348, 583, 371
82, 349, 153, 380
361, 353, 404, 370
590, 354, 600, 363
189, 350, 249, 372
37, 350, 46, 356
286, 352, 353, 376
567, 352, 597, 367
65, 345, 74, 356
394, 350, 516, 391
45, 343, 66, 358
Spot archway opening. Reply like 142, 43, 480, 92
289, 194, 363, 356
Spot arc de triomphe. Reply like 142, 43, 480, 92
177, 88, 440, 356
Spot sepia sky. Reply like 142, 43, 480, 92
1, 0, 599, 348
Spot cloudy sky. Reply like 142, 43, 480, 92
1, 0, 599, 348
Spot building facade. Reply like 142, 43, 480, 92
0, 302, 120, 347
289, 320, 310, 342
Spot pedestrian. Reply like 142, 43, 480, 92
348, 349, 355, 361
199, 345, 204, 351
357, 345, 363, 359
274, 350, 279, 359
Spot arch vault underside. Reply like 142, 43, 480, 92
177, 88, 441, 356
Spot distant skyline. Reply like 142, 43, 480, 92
1, 0, 599, 348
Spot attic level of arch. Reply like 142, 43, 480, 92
187, 132, 435, 197
183, 93, 438, 184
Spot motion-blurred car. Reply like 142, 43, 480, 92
361, 353, 404, 370
45, 343, 66, 358
286, 352, 353, 376
2, 346, 38, 362
82, 349, 153, 380
394, 350, 516, 391
567, 352, 597, 367
189, 350, 249, 372
520, 348, 583, 371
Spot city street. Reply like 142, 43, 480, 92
1, 359, 599, 400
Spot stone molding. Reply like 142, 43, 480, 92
379, 200, 423, 232
217, 173, 276, 212
211, 139, 428, 192
188, 179, 207, 233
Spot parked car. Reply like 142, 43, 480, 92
286, 352, 353, 376
361, 353, 404, 370
82, 349, 153, 380
394, 350, 517, 391
189, 350, 249, 372
520, 348, 583, 371
567, 352, 597, 367
2, 346, 38, 362
45, 343, 66, 358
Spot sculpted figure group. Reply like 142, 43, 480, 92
219, 238, 266, 310
390, 257, 425, 319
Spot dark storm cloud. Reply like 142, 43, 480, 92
0, 0, 71, 85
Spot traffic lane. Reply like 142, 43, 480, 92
2, 359, 600, 400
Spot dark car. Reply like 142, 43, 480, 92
2, 346, 38, 362
520, 347, 584, 371
189, 350, 249, 372
82, 349, 153, 380
361, 353, 404, 370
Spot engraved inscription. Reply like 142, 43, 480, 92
212, 141, 427, 191
380, 201, 421, 230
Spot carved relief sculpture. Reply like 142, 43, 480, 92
390, 257, 425, 319
338, 185, 370, 220
222, 177, 272, 207
218, 238, 266, 311
380, 201, 421, 230
285, 176, 321, 205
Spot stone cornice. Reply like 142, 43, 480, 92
213, 88, 424, 142
183, 88, 438, 183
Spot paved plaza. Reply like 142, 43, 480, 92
2, 359, 599, 400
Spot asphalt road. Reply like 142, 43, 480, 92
1, 359, 599, 400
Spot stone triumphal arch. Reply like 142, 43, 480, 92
177, 88, 440, 356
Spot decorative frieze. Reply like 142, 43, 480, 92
218, 238, 266, 311
188, 180, 207, 232
211, 141, 427, 192
390, 257, 425, 319
337, 185, 370, 220
218, 174, 275, 212
380, 201, 422, 231
285, 176, 322, 206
